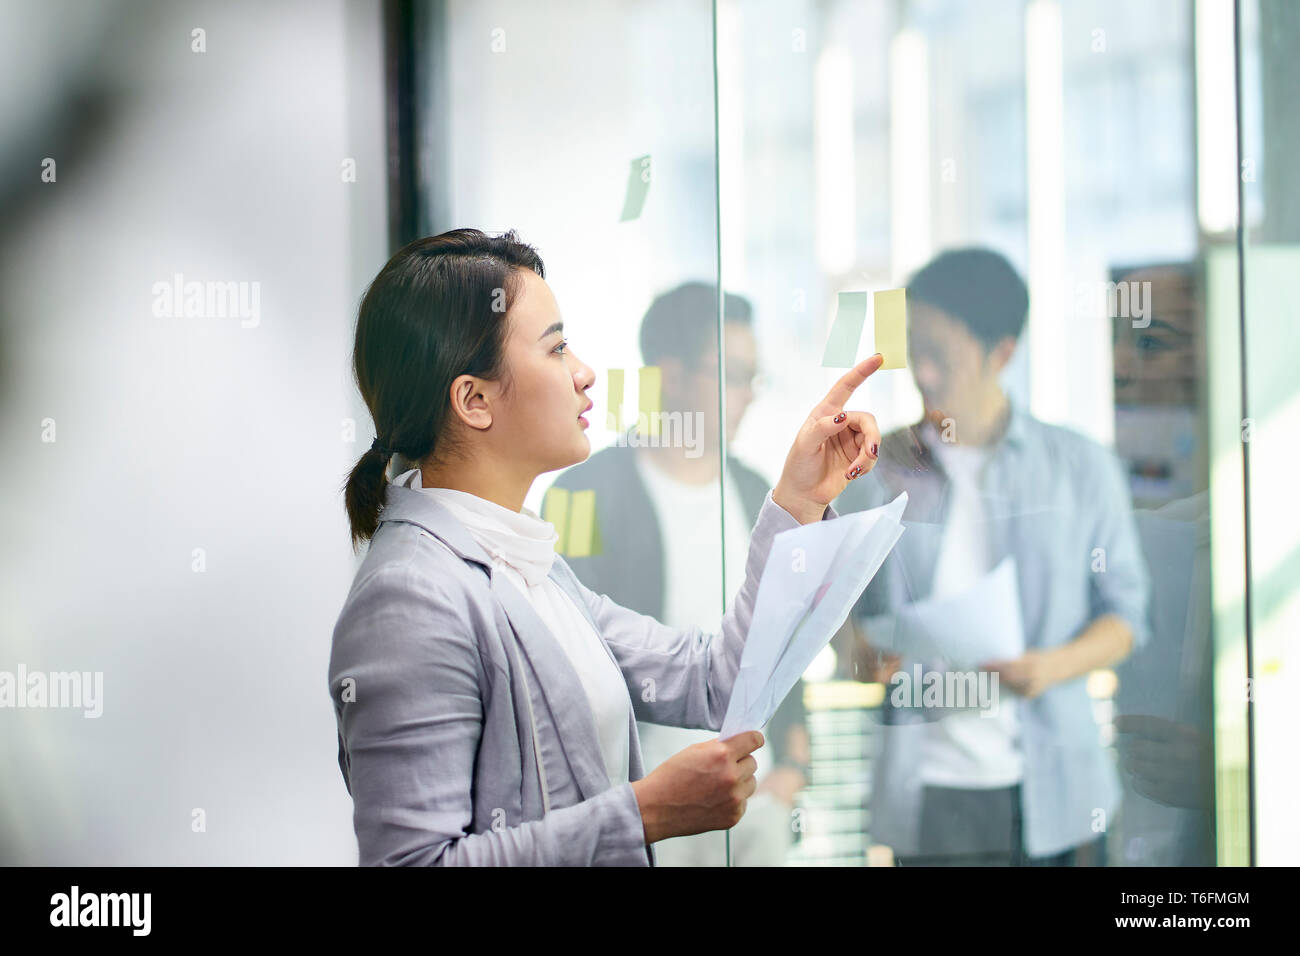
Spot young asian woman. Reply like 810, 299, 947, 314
329, 228, 885, 865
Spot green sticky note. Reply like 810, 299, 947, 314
873, 288, 907, 369
639, 365, 661, 438
619, 155, 652, 221
606, 368, 625, 431
822, 292, 869, 367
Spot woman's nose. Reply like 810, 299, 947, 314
571, 351, 596, 389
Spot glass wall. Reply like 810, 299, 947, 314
1234, 0, 1300, 866
412, 0, 1286, 865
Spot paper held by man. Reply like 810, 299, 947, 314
865, 554, 1027, 671
720, 491, 909, 740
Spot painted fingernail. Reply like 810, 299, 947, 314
833, 412, 845, 423
869, 442, 879, 457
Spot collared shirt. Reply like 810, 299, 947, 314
836, 400, 1151, 857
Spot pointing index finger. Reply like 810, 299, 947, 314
822, 353, 885, 408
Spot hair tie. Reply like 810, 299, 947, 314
370, 436, 394, 458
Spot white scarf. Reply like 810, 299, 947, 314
392, 468, 559, 587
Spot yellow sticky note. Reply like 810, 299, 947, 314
588, 500, 602, 556
565, 490, 601, 558
542, 487, 571, 554
873, 288, 907, 369
606, 369, 625, 431
542, 486, 602, 557
639, 365, 661, 438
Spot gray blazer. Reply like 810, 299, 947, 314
328, 479, 839, 866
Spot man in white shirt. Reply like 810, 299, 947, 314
837, 249, 1150, 866
551, 282, 810, 866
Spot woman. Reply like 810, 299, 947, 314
329, 228, 884, 865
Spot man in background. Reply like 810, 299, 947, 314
834, 248, 1151, 865
552, 282, 809, 866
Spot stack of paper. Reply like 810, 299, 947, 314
720, 491, 909, 739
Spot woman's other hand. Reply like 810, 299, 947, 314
630, 730, 764, 844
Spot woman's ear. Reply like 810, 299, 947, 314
449, 374, 495, 431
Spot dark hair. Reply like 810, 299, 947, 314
638, 281, 753, 369
342, 228, 545, 551
906, 247, 1029, 351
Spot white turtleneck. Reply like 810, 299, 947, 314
391, 467, 632, 787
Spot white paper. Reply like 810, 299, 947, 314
872, 554, 1025, 669
719, 491, 908, 740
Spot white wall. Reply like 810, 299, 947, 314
0, 0, 387, 864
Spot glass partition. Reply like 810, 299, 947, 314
414, 0, 787, 866
1234, 0, 1299, 867
411, 0, 1275, 866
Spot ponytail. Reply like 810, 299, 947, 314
342, 442, 395, 553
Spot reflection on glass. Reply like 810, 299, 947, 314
715, 0, 1228, 867
411, 0, 1275, 866
554, 284, 809, 866
831, 250, 1150, 866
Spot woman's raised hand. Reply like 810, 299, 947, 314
772, 353, 885, 523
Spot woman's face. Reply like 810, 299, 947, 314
488, 269, 596, 475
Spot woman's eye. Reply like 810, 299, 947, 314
553, 339, 568, 355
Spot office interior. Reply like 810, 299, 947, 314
0, 0, 1293, 866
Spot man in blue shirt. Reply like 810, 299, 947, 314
833, 248, 1151, 865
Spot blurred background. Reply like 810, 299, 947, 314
0, 0, 1294, 866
